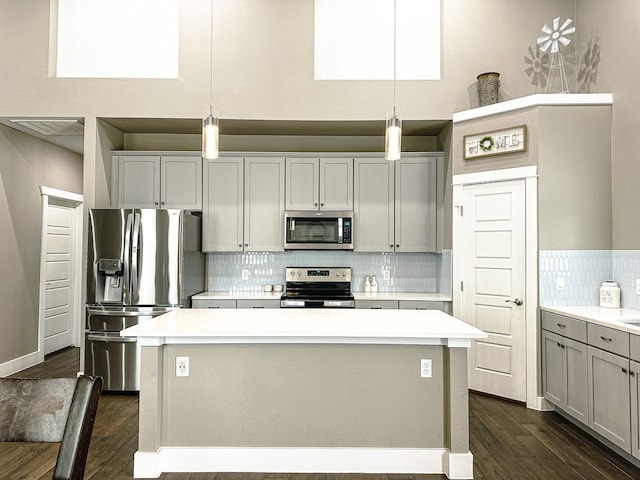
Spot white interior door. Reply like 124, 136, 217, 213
42, 199, 77, 354
462, 179, 526, 402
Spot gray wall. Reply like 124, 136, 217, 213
0, 124, 82, 364
452, 104, 613, 251
579, 0, 640, 249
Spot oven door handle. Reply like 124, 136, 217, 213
304, 299, 325, 308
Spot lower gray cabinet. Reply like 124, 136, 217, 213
631, 359, 640, 460
236, 299, 280, 309
355, 300, 398, 309
587, 345, 631, 451
541, 329, 588, 424
398, 300, 448, 313
192, 299, 236, 309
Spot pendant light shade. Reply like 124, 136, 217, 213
385, 112, 402, 161
385, 0, 401, 161
202, 109, 219, 160
202, 0, 219, 160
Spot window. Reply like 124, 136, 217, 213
314, 0, 440, 80
55, 0, 179, 78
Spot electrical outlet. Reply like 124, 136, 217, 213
241, 269, 250, 280
636, 279, 640, 295
556, 276, 565, 291
383, 268, 391, 281
420, 359, 432, 378
176, 356, 189, 377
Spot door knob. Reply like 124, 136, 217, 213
506, 298, 523, 306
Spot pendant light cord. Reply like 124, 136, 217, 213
209, 0, 214, 114
393, 0, 397, 116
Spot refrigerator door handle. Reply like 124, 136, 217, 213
87, 333, 138, 343
131, 212, 141, 304
123, 212, 134, 304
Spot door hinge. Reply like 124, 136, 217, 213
460, 281, 464, 291
455, 205, 463, 216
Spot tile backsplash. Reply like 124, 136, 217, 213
540, 250, 640, 309
207, 250, 452, 295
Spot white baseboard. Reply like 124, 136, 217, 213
134, 447, 475, 479
0, 350, 43, 377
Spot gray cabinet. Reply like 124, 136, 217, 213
203, 157, 244, 252
236, 299, 280, 309
244, 157, 285, 251
353, 158, 394, 252
541, 329, 589, 423
631, 359, 640, 460
395, 157, 438, 252
587, 345, 631, 451
192, 299, 237, 309
354, 156, 441, 253
398, 300, 448, 312
285, 157, 353, 211
355, 300, 398, 309
114, 154, 202, 209
203, 157, 284, 252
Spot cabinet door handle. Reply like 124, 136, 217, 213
252, 306, 265, 309
622, 367, 628, 374
245, 243, 248, 247
557, 323, 566, 328
371, 306, 383, 309
631, 371, 636, 377
600, 336, 612, 342
208, 306, 221, 309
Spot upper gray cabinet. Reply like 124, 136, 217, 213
285, 157, 353, 211
113, 154, 202, 210
354, 155, 442, 253
203, 156, 285, 252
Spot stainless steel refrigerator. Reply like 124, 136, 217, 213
85, 209, 205, 391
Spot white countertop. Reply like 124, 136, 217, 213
192, 291, 452, 302
121, 307, 486, 347
541, 305, 640, 335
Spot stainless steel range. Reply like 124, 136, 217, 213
280, 267, 354, 308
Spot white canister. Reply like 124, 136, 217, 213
600, 281, 621, 308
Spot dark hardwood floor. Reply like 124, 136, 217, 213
3, 347, 640, 479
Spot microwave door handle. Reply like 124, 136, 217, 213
123, 213, 133, 305
130, 212, 141, 304
338, 217, 343, 243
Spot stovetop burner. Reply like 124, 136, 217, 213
280, 267, 354, 308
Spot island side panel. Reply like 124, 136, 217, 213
139, 345, 163, 452
444, 346, 469, 453
159, 343, 446, 448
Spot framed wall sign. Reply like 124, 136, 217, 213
463, 125, 527, 160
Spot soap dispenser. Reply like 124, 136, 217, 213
364, 275, 371, 293
370, 275, 378, 293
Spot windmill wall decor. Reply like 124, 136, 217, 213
537, 17, 575, 93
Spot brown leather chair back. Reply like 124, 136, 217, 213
0, 375, 102, 480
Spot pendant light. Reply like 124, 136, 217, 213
202, 0, 219, 160
385, 0, 402, 161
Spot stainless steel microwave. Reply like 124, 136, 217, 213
284, 211, 353, 250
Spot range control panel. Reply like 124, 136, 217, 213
285, 267, 351, 282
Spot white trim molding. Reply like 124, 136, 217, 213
133, 447, 474, 479
38, 186, 84, 360
452, 93, 613, 123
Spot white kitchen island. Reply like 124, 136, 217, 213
122, 308, 487, 479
